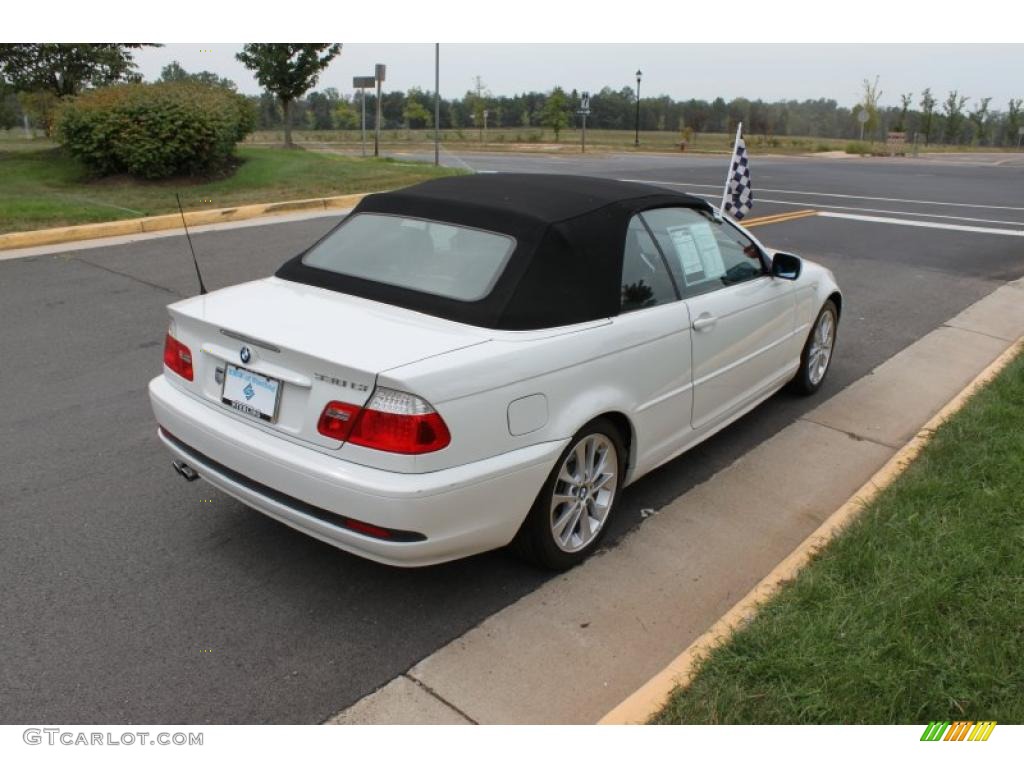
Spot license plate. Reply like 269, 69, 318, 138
221, 364, 282, 422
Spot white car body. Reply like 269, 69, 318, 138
150, 176, 841, 567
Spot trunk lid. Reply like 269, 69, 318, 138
165, 277, 490, 449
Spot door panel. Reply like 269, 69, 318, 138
637, 207, 796, 431
686, 277, 795, 429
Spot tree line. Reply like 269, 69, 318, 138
253, 83, 1024, 147
1, 44, 1021, 147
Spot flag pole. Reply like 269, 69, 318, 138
721, 122, 743, 215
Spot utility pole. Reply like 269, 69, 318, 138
434, 44, 440, 166
634, 69, 642, 147
374, 63, 386, 158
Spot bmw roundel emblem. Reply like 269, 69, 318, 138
239, 346, 251, 364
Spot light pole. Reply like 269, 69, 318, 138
634, 69, 642, 147
434, 44, 440, 166
374, 63, 386, 158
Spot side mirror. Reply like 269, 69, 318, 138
771, 252, 802, 280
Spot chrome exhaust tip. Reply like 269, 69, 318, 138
172, 460, 199, 482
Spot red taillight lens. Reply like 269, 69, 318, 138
317, 401, 361, 441
350, 408, 451, 454
319, 388, 451, 454
163, 333, 193, 381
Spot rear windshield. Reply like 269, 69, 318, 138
302, 213, 516, 302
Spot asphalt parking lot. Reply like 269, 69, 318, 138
1, 150, 1022, 723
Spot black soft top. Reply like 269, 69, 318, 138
276, 173, 712, 330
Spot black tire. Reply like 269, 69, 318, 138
510, 417, 625, 570
790, 299, 839, 395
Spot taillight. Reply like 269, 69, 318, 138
163, 332, 194, 381
317, 388, 451, 454
317, 401, 361, 441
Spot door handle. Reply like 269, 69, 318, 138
692, 314, 717, 332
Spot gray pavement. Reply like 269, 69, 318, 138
1, 151, 1022, 723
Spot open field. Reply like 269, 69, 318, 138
654, 350, 1024, 724
0, 141, 459, 234
246, 127, 1024, 157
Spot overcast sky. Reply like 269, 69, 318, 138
133, 44, 1024, 108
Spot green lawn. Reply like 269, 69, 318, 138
0, 143, 461, 234
654, 349, 1024, 724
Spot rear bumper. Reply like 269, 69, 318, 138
149, 375, 565, 566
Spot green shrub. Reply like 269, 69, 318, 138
55, 82, 255, 179
844, 140, 871, 155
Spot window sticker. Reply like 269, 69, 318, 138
690, 222, 726, 280
665, 221, 727, 286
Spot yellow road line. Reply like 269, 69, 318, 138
743, 209, 818, 228
598, 335, 1024, 725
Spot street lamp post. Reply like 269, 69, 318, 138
434, 44, 440, 166
634, 69, 642, 147
374, 63, 386, 158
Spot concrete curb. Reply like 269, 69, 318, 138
0, 193, 369, 251
598, 334, 1024, 725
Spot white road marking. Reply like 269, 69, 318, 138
620, 179, 1024, 212
687, 192, 1024, 227
817, 211, 1024, 237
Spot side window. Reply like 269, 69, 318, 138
639, 207, 767, 298
620, 215, 679, 313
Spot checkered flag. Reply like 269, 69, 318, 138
722, 127, 753, 220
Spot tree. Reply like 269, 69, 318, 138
894, 92, 913, 132
334, 98, 359, 130
158, 60, 236, 90
306, 90, 334, 130
919, 88, 936, 144
853, 75, 883, 139
0, 84, 21, 131
0, 44, 156, 96
539, 87, 571, 141
403, 88, 432, 129
942, 90, 969, 145
17, 90, 59, 135
1006, 99, 1022, 147
466, 75, 490, 141
967, 97, 991, 145
235, 43, 341, 147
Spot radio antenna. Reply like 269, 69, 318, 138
176, 193, 207, 295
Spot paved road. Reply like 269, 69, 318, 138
2, 152, 1022, 723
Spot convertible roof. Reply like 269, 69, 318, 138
365, 173, 710, 226
276, 173, 714, 330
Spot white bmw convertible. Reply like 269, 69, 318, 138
150, 174, 841, 569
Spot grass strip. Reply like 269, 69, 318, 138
654, 349, 1024, 724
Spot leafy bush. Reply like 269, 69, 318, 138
55, 82, 255, 179
844, 141, 871, 155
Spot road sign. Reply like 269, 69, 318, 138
353, 76, 375, 88
857, 110, 870, 124
580, 91, 591, 112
